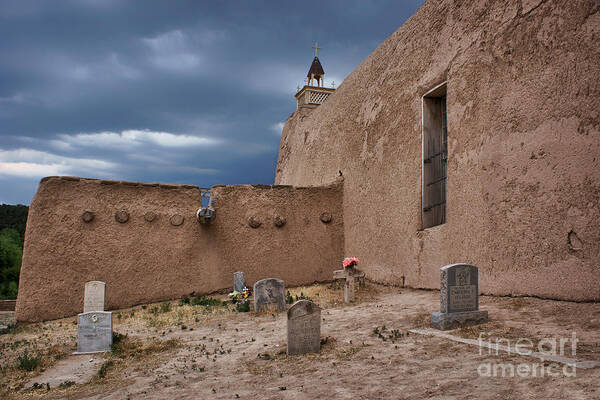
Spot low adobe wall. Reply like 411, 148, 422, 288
16, 177, 344, 322
0, 300, 16, 311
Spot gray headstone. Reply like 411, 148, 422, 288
431, 310, 488, 330
253, 278, 286, 313
234, 271, 245, 292
76, 311, 113, 354
432, 263, 487, 330
84, 281, 105, 313
287, 300, 321, 355
440, 264, 478, 313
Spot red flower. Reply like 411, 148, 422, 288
343, 257, 359, 268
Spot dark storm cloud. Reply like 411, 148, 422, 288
0, 0, 424, 204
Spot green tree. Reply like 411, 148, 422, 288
0, 204, 28, 245
0, 228, 22, 299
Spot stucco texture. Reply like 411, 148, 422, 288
276, 0, 600, 300
16, 178, 343, 322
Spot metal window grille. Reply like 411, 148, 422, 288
422, 91, 447, 229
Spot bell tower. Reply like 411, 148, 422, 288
295, 42, 336, 110
307, 42, 325, 87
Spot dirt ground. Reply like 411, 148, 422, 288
1, 282, 599, 400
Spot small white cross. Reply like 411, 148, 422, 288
333, 268, 365, 303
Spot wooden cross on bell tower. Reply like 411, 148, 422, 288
312, 42, 321, 57
308, 42, 325, 87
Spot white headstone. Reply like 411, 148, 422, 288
84, 281, 105, 313
75, 311, 113, 354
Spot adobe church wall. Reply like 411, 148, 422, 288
276, 0, 600, 301
16, 177, 343, 322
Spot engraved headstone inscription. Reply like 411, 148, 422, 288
431, 264, 488, 330
443, 264, 477, 313
253, 278, 286, 313
234, 271, 245, 293
84, 281, 106, 313
75, 311, 113, 354
287, 300, 321, 355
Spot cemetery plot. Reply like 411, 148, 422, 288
0, 283, 598, 400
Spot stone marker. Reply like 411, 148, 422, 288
83, 281, 105, 313
287, 300, 321, 355
234, 271, 245, 292
75, 311, 113, 354
253, 278, 286, 313
431, 263, 488, 330
333, 268, 365, 303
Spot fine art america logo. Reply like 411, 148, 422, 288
477, 332, 578, 378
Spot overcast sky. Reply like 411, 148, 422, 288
0, 0, 424, 205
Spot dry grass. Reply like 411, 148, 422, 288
454, 321, 538, 342
136, 301, 233, 330
91, 335, 181, 382
485, 296, 537, 312
453, 321, 505, 339
405, 311, 430, 328
286, 281, 385, 309
242, 336, 365, 379
285, 282, 342, 308
245, 359, 276, 376
329, 342, 364, 360
0, 344, 71, 397
3, 283, 599, 399
0, 296, 224, 399
510, 297, 528, 311
3, 336, 182, 400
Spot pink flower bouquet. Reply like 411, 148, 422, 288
343, 257, 359, 268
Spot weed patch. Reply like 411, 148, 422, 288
236, 301, 250, 312
286, 291, 312, 304
373, 325, 407, 343
160, 302, 172, 313
97, 360, 114, 379
192, 296, 225, 307
17, 351, 40, 371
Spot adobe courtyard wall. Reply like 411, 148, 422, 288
275, 0, 600, 301
16, 177, 343, 322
